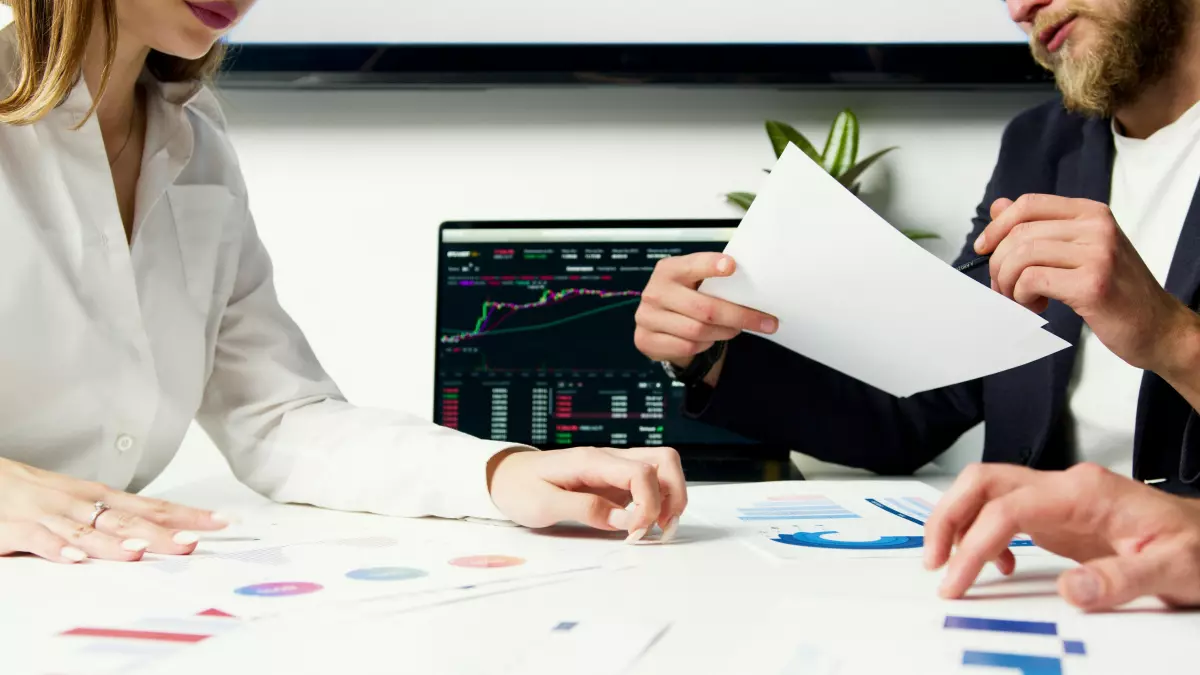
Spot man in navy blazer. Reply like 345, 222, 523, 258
636, 0, 1200, 607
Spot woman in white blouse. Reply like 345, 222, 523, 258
0, 0, 685, 564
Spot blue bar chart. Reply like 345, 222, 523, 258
737, 495, 862, 522
946, 616, 1086, 675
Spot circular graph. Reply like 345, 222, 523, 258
345, 567, 429, 582
449, 555, 526, 569
234, 581, 324, 597
773, 531, 925, 550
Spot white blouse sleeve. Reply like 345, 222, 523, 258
195, 208, 517, 520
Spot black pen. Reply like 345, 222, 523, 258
954, 255, 990, 273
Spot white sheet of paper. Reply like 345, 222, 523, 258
686, 481, 1049, 561
494, 619, 671, 675
700, 145, 1071, 397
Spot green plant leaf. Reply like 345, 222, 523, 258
765, 121, 821, 162
822, 109, 859, 177
726, 192, 756, 211
837, 146, 898, 189
901, 229, 941, 241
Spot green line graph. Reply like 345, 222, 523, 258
440, 298, 641, 341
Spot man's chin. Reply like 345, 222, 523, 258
1057, 81, 1114, 117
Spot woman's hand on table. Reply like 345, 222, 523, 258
0, 458, 229, 563
487, 446, 688, 543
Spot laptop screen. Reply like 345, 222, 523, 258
435, 221, 782, 460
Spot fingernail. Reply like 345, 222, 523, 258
716, 257, 730, 274
173, 531, 199, 546
974, 233, 986, 253
1065, 569, 1100, 606
210, 512, 239, 525
61, 546, 88, 562
625, 527, 648, 544
122, 539, 150, 553
661, 517, 680, 543
761, 318, 778, 333
607, 509, 633, 531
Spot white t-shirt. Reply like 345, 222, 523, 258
1067, 99, 1200, 475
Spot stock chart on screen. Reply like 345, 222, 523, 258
434, 223, 765, 455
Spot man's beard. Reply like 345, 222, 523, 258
1030, 0, 1190, 117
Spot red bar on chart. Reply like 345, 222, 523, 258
61, 628, 211, 644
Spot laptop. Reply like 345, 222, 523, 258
433, 220, 796, 482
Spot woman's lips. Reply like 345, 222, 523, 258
185, 1, 238, 30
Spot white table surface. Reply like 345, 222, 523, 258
3, 470, 1197, 675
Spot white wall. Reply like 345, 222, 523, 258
149, 85, 1054, 490
0, 8, 1055, 485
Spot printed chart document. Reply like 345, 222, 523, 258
726, 593, 1200, 675
700, 145, 1071, 397
687, 481, 1044, 561
493, 618, 671, 675
15, 506, 623, 675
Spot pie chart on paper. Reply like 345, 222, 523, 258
448, 555, 526, 569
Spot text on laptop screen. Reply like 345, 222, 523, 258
435, 225, 758, 450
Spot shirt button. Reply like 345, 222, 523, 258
115, 434, 136, 453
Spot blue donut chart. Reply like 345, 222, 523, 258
772, 531, 925, 550
772, 531, 1037, 550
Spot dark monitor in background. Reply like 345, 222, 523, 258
434, 221, 794, 482
222, 2, 1047, 88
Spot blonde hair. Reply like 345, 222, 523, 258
0, 0, 226, 125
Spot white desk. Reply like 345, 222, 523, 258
3, 472, 1197, 675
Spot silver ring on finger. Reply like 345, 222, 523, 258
88, 501, 111, 528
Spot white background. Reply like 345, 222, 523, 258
229, 0, 1026, 45
0, 8, 1051, 485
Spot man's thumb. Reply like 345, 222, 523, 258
1058, 551, 1168, 611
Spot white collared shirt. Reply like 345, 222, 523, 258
0, 26, 513, 520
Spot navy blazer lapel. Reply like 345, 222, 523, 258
1132, 142, 1200, 473
1160, 181, 1200, 306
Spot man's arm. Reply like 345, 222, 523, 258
1153, 310, 1200, 413
684, 333, 983, 474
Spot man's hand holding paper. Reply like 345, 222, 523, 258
634, 252, 778, 386
689, 144, 1071, 398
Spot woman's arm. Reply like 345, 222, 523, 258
195, 209, 517, 520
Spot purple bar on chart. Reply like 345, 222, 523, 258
1063, 640, 1087, 655
945, 616, 1058, 636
